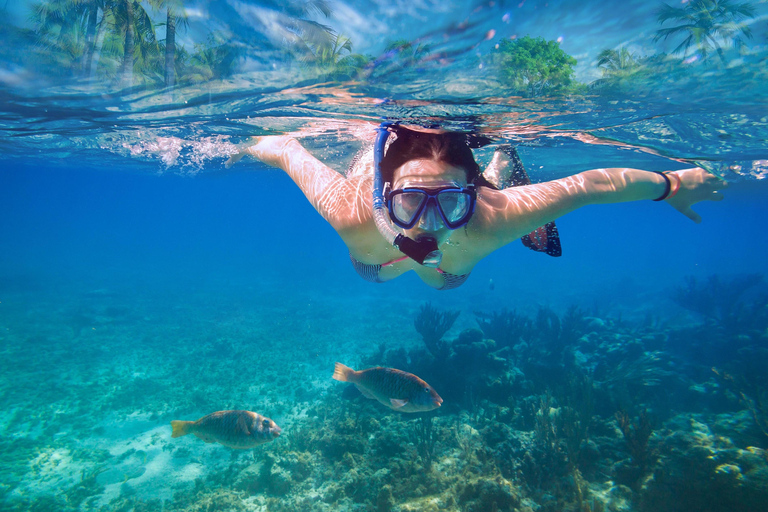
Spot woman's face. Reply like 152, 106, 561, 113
392, 159, 468, 245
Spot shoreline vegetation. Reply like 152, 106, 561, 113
0, 0, 764, 99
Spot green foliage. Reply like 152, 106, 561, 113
592, 47, 641, 87
365, 39, 432, 80
384, 40, 431, 66
29, 0, 95, 75
491, 36, 578, 97
590, 47, 663, 94
654, 0, 757, 63
21, 1, 241, 87
178, 34, 243, 84
296, 31, 370, 81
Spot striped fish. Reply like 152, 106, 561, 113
171, 410, 281, 449
332, 362, 443, 413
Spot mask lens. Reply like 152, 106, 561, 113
437, 191, 470, 224
392, 191, 426, 226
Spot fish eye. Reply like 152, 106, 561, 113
424, 388, 430, 393
262, 419, 270, 427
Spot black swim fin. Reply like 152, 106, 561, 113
487, 145, 562, 257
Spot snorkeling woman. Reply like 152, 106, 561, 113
225, 123, 726, 290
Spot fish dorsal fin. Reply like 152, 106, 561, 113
390, 398, 409, 409
356, 385, 377, 400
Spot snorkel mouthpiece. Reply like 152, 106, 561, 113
395, 235, 442, 268
373, 122, 443, 267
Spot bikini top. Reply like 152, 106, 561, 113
349, 254, 470, 290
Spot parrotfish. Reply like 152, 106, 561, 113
170, 410, 281, 449
332, 362, 443, 413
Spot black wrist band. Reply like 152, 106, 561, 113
653, 171, 671, 201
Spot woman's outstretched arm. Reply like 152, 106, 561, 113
226, 136, 371, 233
473, 167, 726, 253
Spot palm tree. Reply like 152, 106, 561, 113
162, 2, 180, 87
597, 47, 638, 74
144, 0, 187, 87
119, 0, 134, 86
653, 0, 756, 63
591, 47, 645, 90
31, 0, 90, 71
180, 33, 242, 84
298, 32, 369, 80
73, 0, 110, 78
383, 39, 431, 69
91, 0, 161, 86
250, 0, 338, 62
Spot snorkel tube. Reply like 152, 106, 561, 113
373, 122, 442, 267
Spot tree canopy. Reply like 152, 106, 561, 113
492, 36, 578, 97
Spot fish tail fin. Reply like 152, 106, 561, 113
332, 362, 356, 382
171, 420, 193, 438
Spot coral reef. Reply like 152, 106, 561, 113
3, 275, 768, 511
414, 302, 460, 360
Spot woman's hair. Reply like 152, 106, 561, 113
380, 126, 497, 189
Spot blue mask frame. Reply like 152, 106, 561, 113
386, 185, 477, 230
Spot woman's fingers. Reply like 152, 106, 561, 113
224, 137, 263, 168
224, 152, 245, 169
668, 168, 727, 222
682, 207, 702, 224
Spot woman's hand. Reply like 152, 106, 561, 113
224, 136, 260, 168
665, 167, 727, 223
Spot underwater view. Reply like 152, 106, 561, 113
2, 0, 768, 511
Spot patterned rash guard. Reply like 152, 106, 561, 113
349, 254, 471, 290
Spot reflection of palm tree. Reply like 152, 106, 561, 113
299, 32, 368, 80
307, 32, 351, 68
597, 48, 638, 74
162, 1, 187, 87
78, 0, 109, 78
384, 39, 431, 66
146, 0, 187, 87
653, 0, 756, 63
119, 0, 134, 86
98, 0, 160, 86
181, 33, 243, 83
31, 0, 90, 70
591, 47, 644, 90
280, 0, 336, 58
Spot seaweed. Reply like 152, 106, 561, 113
474, 308, 532, 349
414, 302, 459, 360
741, 390, 768, 440
672, 274, 764, 331
557, 372, 595, 471
413, 415, 438, 471
615, 409, 654, 471
713, 365, 768, 441
596, 351, 676, 409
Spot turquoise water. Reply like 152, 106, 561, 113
2, 1, 768, 511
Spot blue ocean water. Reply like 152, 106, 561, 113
2, 1, 768, 511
